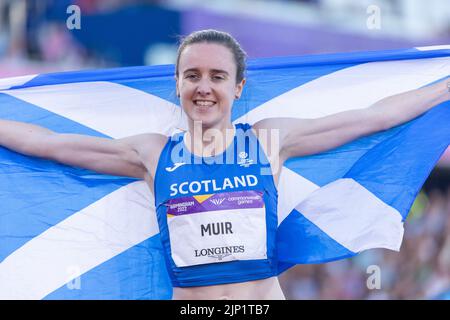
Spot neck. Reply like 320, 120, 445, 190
185, 120, 235, 157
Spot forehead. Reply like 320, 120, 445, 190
178, 43, 236, 74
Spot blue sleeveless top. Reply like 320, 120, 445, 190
154, 123, 278, 287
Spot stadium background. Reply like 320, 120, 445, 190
0, 0, 449, 299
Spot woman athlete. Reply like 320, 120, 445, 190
0, 30, 449, 300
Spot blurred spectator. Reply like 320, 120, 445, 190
280, 177, 450, 299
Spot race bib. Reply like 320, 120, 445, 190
165, 190, 267, 267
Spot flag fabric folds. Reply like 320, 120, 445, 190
0, 46, 449, 299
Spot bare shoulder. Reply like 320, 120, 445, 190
119, 132, 168, 178
252, 117, 297, 151
252, 118, 275, 131
253, 117, 295, 143
252, 117, 314, 160
120, 132, 167, 155
250, 120, 286, 179
251, 118, 283, 153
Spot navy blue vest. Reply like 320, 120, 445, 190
154, 123, 278, 287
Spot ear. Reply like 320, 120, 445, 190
235, 78, 246, 99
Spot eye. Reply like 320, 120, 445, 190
212, 75, 225, 81
185, 74, 198, 80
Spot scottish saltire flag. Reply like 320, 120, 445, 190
1, 46, 449, 300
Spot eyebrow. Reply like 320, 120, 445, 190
183, 68, 229, 75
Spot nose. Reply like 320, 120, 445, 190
196, 78, 212, 96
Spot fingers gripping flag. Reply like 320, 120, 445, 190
0, 46, 449, 299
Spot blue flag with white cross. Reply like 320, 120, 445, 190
0, 45, 449, 299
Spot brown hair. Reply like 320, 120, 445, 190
175, 29, 247, 83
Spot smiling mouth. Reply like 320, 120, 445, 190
193, 100, 216, 107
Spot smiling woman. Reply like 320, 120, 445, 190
154, 30, 285, 299
175, 41, 246, 132
0, 29, 449, 301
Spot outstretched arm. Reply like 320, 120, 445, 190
0, 119, 165, 179
254, 79, 450, 160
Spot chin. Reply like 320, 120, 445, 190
189, 112, 222, 127
193, 117, 219, 128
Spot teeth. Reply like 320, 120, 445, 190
195, 100, 215, 106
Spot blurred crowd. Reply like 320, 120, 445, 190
0, 0, 86, 76
0, 0, 164, 77
1, 0, 450, 76
280, 185, 450, 299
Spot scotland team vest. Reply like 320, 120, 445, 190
154, 123, 278, 287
